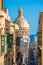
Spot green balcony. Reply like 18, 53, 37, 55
0, 35, 7, 53
7, 33, 13, 48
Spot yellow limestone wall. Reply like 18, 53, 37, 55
0, 0, 2, 9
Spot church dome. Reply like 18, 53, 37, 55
14, 7, 30, 29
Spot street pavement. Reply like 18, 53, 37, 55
28, 48, 35, 65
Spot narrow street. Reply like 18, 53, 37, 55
28, 48, 35, 65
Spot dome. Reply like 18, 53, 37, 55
14, 7, 30, 29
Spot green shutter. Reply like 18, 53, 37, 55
1, 36, 5, 52
5, 36, 7, 52
7, 33, 13, 48
9, 34, 13, 48
7, 33, 10, 48
1, 35, 7, 52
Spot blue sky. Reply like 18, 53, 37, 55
4, 0, 43, 34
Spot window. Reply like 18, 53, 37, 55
10, 35, 13, 43
2, 36, 4, 40
2, 41, 4, 46
1, 36, 5, 46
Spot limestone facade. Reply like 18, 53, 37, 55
38, 12, 43, 65
0, 9, 19, 65
0, 2, 19, 64
0, 0, 30, 65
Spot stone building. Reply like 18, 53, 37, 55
0, 0, 19, 65
0, 0, 30, 65
38, 12, 42, 65
4, 22, 19, 65
0, 0, 10, 65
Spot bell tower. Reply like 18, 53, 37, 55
0, 0, 4, 10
